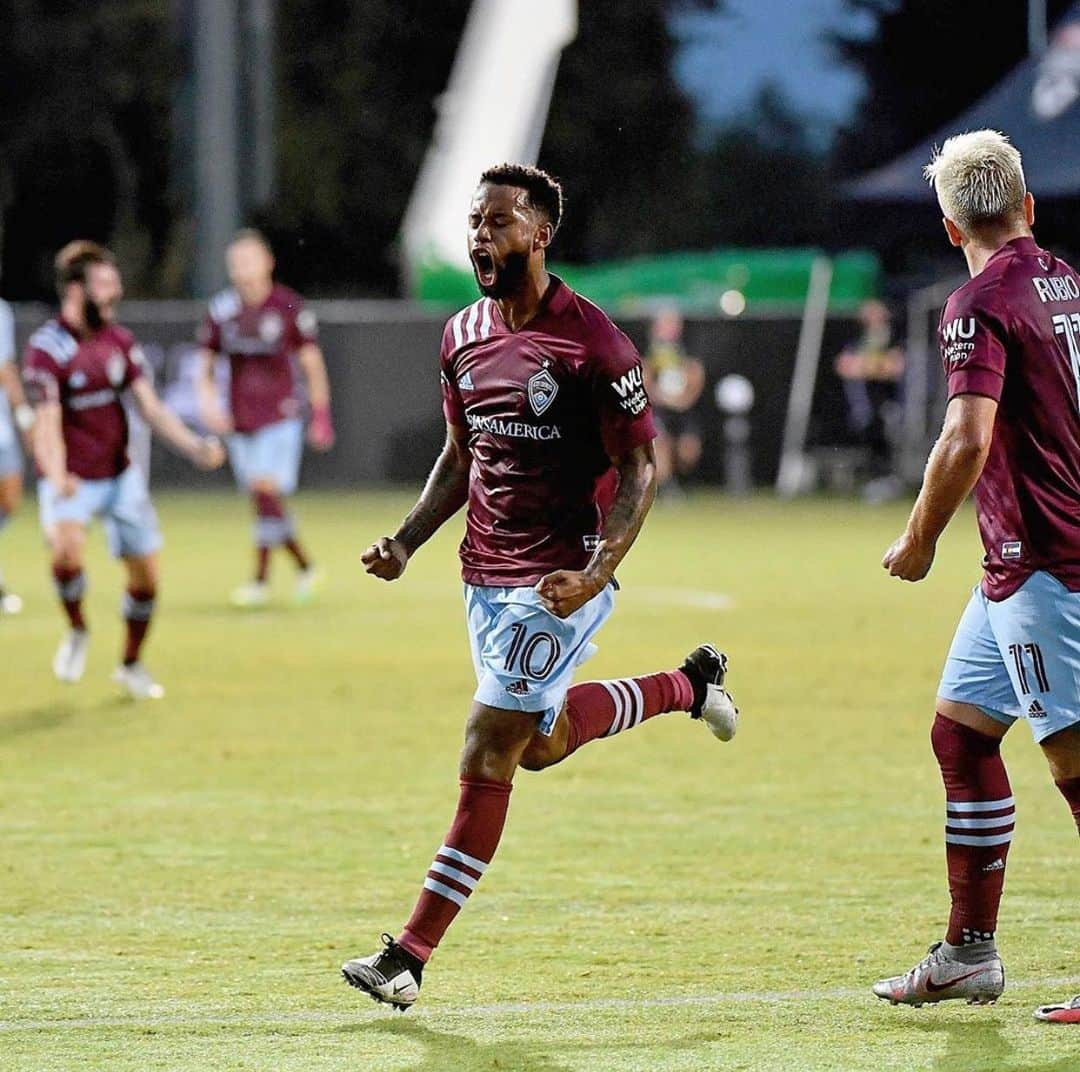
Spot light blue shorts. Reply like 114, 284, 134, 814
465, 582, 616, 734
0, 408, 20, 478
228, 418, 303, 495
39, 465, 162, 559
938, 571, 1080, 743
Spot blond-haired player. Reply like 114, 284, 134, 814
873, 131, 1080, 1023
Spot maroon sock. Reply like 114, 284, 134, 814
122, 588, 155, 665
52, 566, 87, 631
255, 545, 271, 583
283, 537, 311, 571
932, 714, 1014, 945
1056, 776, 1080, 834
398, 777, 512, 962
563, 670, 695, 756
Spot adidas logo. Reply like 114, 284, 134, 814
982, 858, 1005, 873
1028, 699, 1047, 718
506, 679, 530, 696
458, 371, 475, 391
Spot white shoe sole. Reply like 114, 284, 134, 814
700, 684, 738, 741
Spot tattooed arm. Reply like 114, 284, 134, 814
535, 441, 657, 618
361, 423, 471, 581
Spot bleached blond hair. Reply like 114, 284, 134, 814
924, 130, 1027, 233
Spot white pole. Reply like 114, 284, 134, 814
776, 256, 833, 497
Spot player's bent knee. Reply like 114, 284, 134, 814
1041, 725, 1080, 781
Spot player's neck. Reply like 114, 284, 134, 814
496, 269, 551, 333
59, 301, 90, 337
237, 280, 274, 308
963, 227, 1033, 278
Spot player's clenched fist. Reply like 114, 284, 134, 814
362, 536, 409, 581
535, 570, 603, 619
882, 530, 935, 582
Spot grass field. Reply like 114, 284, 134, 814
1, 489, 1078, 1072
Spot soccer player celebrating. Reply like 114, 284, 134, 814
874, 132, 1080, 1022
197, 229, 334, 608
0, 296, 34, 614
342, 164, 740, 1009
24, 241, 224, 698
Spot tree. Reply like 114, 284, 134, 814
539, 0, 723, 262
831, 0, 1076, 175
0, 1, 178, 299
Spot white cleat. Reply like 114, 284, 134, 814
230, 581, 270, 608
873, 942, 1004, 1007
683, 644, 739, 741
342, 934, 424, 1011
292, 566, 324, 605
53, 629, 89, 683
0, 591, 24, 614
112, 662, 166, 700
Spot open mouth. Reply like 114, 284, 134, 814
472, 249, 497, 288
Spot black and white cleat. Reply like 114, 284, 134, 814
342, 934, 423, 1012
682, 644, 739, 741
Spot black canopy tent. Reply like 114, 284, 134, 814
849, 4, 1080, 200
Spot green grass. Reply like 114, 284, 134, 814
1, 490, 1078, 1072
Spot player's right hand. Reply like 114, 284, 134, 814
56, 472, 80, 499
194, 436, 226, 470
203, 410, 234, 436
361, 537, 409, 581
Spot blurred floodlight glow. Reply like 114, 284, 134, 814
720, 289, 747, 316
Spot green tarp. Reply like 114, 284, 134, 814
416, 248, 879, 312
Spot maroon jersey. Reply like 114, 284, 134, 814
199, 283, 317, 434
939, 237, 1080, 600
23, 319, 145, 480
440, 277, 657, 587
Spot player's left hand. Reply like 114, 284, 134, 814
882, 529, 935, 582
535, 570, 604, 619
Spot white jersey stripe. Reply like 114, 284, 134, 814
464, 301, 481, 343
428, 860, 479, 891
479, 300, 493, 339
601, 680, 626, 735
437, 844, 488, 874
423, 877, 468, 907
946, 796, 1015, 813
452, 310, 466, 349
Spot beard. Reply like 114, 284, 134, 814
84, 295, 106, 331
475, 250, 528, 299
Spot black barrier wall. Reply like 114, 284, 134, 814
10, 302, 860, 488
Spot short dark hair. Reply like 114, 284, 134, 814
54, 240, 116, 296
229, 227, 273, 254
479, 163, 564, 234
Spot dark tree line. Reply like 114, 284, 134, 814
1, 0, 1072, 300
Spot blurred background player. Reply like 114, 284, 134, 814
24, 241, 224, 699
197, 229, 335, 608
833, 299, 905, 502
0, 296, 34, 614
643, 306, 706, 497
875, 132, 1080, 1022
342, 164, 739, 1010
